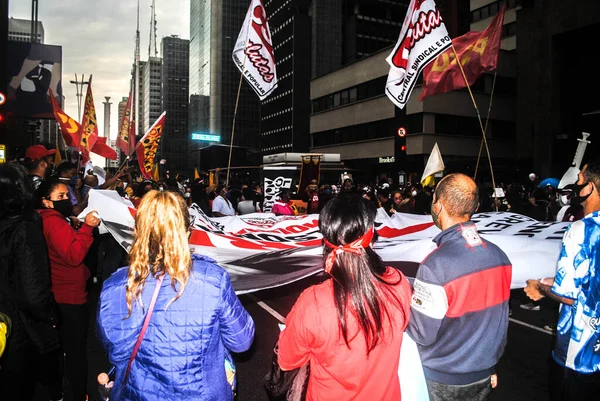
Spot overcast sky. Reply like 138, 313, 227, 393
10, 0, 189, 163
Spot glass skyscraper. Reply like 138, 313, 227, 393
161, 36, 190, 175
189, 0, 261, 170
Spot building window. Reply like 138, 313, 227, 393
471, 0, 516, 23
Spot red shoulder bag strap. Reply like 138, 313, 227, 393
123, 274, 164, 384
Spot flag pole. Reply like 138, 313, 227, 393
226, 28, 250, 187
226, 72, 244, 187
474, 70, 498, 180
450, 44, 497, 210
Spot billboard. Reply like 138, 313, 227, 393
4, 42, 62, 118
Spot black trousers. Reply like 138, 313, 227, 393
59, 303, 88, 401
549, 357, 600, 401
0, 343, 63, 400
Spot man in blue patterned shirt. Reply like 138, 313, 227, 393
525, 159, 600, 401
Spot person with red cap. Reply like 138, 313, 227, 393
23, 145, 56, 191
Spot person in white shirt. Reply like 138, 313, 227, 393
212, 185, 236, 217
237, 188, 259, 215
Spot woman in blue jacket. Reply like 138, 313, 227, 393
97, 190, 255, 400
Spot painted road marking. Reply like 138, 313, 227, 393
509, 318, 554, 335
247, 296, 554, 335
247, 294, 286, 324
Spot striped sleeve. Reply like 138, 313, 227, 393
407, 263, 448, 347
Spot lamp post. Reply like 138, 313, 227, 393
69, 74, 90, 122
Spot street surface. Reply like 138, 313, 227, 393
35, 273, 559, 401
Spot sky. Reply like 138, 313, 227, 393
9, 0, 189, 164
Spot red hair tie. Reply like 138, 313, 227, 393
323, 227, 375, 273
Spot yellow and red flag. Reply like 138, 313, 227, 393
419, 5, 505, 100
117, 88, 133, 154
153, 163, 160, 182
49, 89, 81, 148
136, 112, 166, 179
80, 76, 99, 162
54, 145, 62, 165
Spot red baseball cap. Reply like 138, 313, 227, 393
25, 144, 56, 160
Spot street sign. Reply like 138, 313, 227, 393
0, 92, 6, 105
397, 127, 407, 137
0, 144, 6, 163
191, 133, 221, 142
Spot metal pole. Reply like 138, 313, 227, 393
103, 97, 112, 168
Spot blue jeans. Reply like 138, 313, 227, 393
426, 376, 491, 401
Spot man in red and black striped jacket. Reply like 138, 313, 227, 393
408, 173, 512, 401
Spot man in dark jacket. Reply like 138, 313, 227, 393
0, 163, 62, 401
408, 174, 512, 400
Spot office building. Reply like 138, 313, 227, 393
131, 61, 146, 138
309, 0, 519, 185
117, 96, 128, 128
189, 0, 261, 171
8, 17, 44, 43
160, 36, 189, 174
515, 0, 600, 176
260, 1, 311, 154
107, 139, 120, 168
142, 57, 162, 134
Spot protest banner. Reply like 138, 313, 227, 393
85, 190, 566, 293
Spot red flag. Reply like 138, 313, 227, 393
116, 89, 133, 154
419, 5, 505, 100
80, 76, 99, 162
136, 112, 166, 179
91, 136, 118, 160
48, 89, 81, 148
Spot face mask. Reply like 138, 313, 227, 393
431, 201, 442, 230
184, 192, 191, 199
572, 182, 593, 204
411, 190, 417, 197
51, 199, 72, 217
560, 195, 570, 206
69, 176, 79, 187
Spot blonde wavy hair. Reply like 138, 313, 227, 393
125, 190, 192, 317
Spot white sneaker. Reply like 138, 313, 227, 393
520, 302, 541, 311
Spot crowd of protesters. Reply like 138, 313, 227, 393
1, 143, 599, 401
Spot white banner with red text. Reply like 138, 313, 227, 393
85, 190, 567, 293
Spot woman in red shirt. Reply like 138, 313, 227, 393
36, 177, 100, 401
278, 193, 412, 401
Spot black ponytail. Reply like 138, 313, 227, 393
319, 193, 403, 354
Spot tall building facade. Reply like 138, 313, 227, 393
8, 17, 44, 43
132, 61, 146, 138
306, 1, 519, 185
142, 57, 162, 134
515, 0, 600, 176
189, 0, 261, 171
260, 1, 413, 156
161, 36, 189, 174
117, 96, 128, 128
260, 0, 311, 154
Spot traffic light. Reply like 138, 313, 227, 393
0, 114, 4, 123
395, 127, 407, 168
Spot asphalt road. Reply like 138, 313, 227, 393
34, 275, 559, 401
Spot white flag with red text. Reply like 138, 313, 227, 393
233, 0, 278, 100
385, 0, 452, 109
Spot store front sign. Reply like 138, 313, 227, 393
379, 156, 395, 164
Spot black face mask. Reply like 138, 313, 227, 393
572, 182, 593, 204
51, 199, 72, 217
